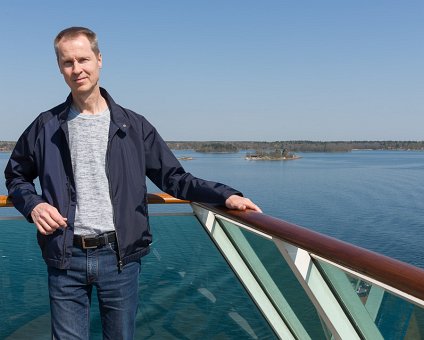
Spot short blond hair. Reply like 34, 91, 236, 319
54, 27, 100, 59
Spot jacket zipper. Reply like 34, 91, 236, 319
61, 119, 72, 269
61, 177, 71, 267
106, 134, 123, 271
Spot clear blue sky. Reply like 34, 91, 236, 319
0, 1, 422, 141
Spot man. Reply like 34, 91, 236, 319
5, 27, 261, 339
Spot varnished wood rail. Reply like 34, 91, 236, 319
146, 193, 189, 204
0, 195, 13, 207
0, 193, 189, 208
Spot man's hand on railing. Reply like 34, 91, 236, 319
31, 203, 68, 235
225, 195, 262, 213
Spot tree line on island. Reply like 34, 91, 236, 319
166, 141, 424, 153
0, 141, 16, 152
1, 140, 423, 154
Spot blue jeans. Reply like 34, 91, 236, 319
47, 242, 141, 340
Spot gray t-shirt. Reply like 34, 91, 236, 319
67, 106, 115, 236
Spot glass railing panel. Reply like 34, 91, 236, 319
0, 218, 50, 339
216, 217, 330, 339
0, 215, 277, 339
136, 214, 276, 339
317, 259, 424, 339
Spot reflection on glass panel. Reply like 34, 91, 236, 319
137, 215, 277, 339
317, 259, 424, 339
1, 216, 276, 339
217, 217, 329, 339
0, 219, 50, 339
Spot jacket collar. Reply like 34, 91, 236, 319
58, 88, 131, 132
59, 87, 131, 132
100, 87, 131, 131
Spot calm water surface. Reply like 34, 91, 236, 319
158, 149, 424, 268
1, 149, 423, 268
1, 150, 424, 338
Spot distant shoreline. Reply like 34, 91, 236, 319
168, 141, 424, 153
1, 140, 424, 153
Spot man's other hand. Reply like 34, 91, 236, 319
225, 195, 262, 213
31, 203, 68, 235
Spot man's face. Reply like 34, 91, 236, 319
56, 35, 102, 95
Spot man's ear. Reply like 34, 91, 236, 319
98, 53, 103, 69
57, 59, 64, 74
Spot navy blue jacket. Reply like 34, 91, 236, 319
5, 88, 241, 269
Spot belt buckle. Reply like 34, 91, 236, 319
81, 236, 97, 249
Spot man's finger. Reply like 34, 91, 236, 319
35, 219, 55, 235
31, 203, 67, 232
225, 195, 263, 213
246, 202, 262, 213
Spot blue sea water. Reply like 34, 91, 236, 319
0, 151, 424, 339
167, 149, 424, 269
1, 149, 423, 267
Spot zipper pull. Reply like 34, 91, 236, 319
118, 260, 123, 271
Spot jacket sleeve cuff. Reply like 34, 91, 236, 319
221, 190, 243, 205
22, 196, 46, 223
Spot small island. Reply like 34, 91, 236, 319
245, 148, 301, 161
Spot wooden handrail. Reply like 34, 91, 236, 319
0, 195, 13, 207
194, 202, 424, 303
146, 193, 189, 204
0, 193, 189, 208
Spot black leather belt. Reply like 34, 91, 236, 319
73, 231, 117, 249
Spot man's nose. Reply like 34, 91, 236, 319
72, 61, 82, 73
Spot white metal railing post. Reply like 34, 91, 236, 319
192, 204, 296, 339
274, 240, 364, 340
